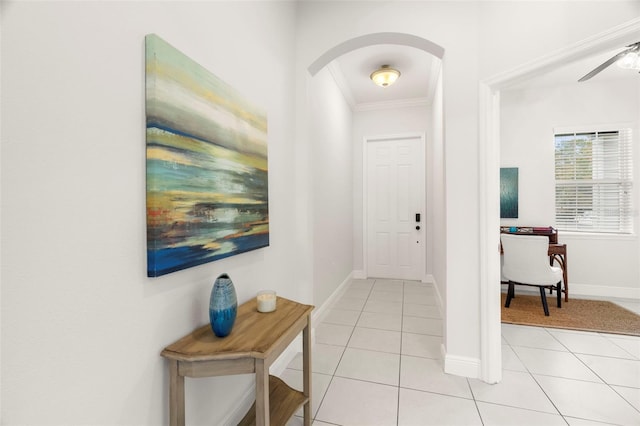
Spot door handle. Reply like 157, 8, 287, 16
416, 225, 421, 230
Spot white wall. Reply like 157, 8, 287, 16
1, 2, 304, 424
309, 68, 355, 307
429, 73, 447, 312
501, 77, 640, 297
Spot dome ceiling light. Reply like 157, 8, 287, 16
370, 65, 401, 87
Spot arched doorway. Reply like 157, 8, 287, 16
307, 33, 444, 77
305, 30, 454, 368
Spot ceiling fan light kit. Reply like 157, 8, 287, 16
617, 50, 640, 70
370, 65, 400, 87
579, 41, 640, 82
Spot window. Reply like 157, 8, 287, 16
554, 128, 633, 234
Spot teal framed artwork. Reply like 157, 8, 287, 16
500, 167, 518, 219
145, 34, 269, 277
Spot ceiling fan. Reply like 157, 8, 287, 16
578, 41, 640, 82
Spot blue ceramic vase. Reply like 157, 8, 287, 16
209, 273, 237, 337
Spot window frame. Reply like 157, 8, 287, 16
553, 125, 633, 235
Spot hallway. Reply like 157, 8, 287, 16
281, 279, 640, 425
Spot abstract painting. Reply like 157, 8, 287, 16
500, 167, 518, 219
145, 34, 269, 277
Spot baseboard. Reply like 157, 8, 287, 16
505, 282, 640, 300
271, 336, 302, 373
435, 277, 480, 380
443, 352, 481, 379
223, 334, 303, 425
312, 272, 354, 326
431, 276, 445, 322
569, 283, 640, 300
222, 385, 255, 426
224, 272, 354, 425
353, 269, 366, 279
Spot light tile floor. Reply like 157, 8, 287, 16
280, 278, 640, 426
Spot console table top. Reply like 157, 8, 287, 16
161, 296, 314, 362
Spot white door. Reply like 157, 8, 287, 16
366, 135, 425, 280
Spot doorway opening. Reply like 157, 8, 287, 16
479, 17, 640, 384
306, 32, 445, 290
306, 31, 448, 371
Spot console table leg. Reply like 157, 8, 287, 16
255, 359, 269, 426
303, 317, 312, 426
168, 360, 185, 426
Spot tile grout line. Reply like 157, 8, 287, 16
466, 378, 486, 426
570, 350, 640, 414
310, 278, 374, 425
333, 278, 377, 424
396, 280, 406, 426
300, 279, 640, 425
504, 329, 568, 421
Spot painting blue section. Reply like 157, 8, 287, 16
147, 121, 211, 146
147, 233, 270, 277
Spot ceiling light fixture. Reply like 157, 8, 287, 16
370, 65, 400, 87
617, 50, 640, 70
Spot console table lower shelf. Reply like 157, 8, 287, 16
238, 375, 307, 426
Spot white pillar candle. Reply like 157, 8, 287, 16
257, 291, 277, 313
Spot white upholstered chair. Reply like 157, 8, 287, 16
501, 234, 563, 316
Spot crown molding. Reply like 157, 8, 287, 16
355, 97, 429, 112
327, 62, 430, 112
486, 16, 640, 90
327, 61, 356, 110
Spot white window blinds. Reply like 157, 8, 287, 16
554, 129, 633, 234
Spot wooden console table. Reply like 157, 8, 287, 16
161, 296, 314, 426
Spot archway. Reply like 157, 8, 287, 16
307, 32, 445, 76
305, 30, 451, 369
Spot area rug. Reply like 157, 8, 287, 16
501, 293, 640, 336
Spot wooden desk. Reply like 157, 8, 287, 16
549, 244, 568, 302
500, 226, 558, 243
161, 297, 314, 426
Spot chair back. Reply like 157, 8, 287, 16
501, 234, 560, 285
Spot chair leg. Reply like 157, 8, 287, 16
539, 287, 550, 316
505, 282, 514, 308
556, 281, 562, 308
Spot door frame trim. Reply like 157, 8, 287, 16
363, 132, 427, 281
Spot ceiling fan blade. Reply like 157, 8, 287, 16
578, 48, 632, 82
